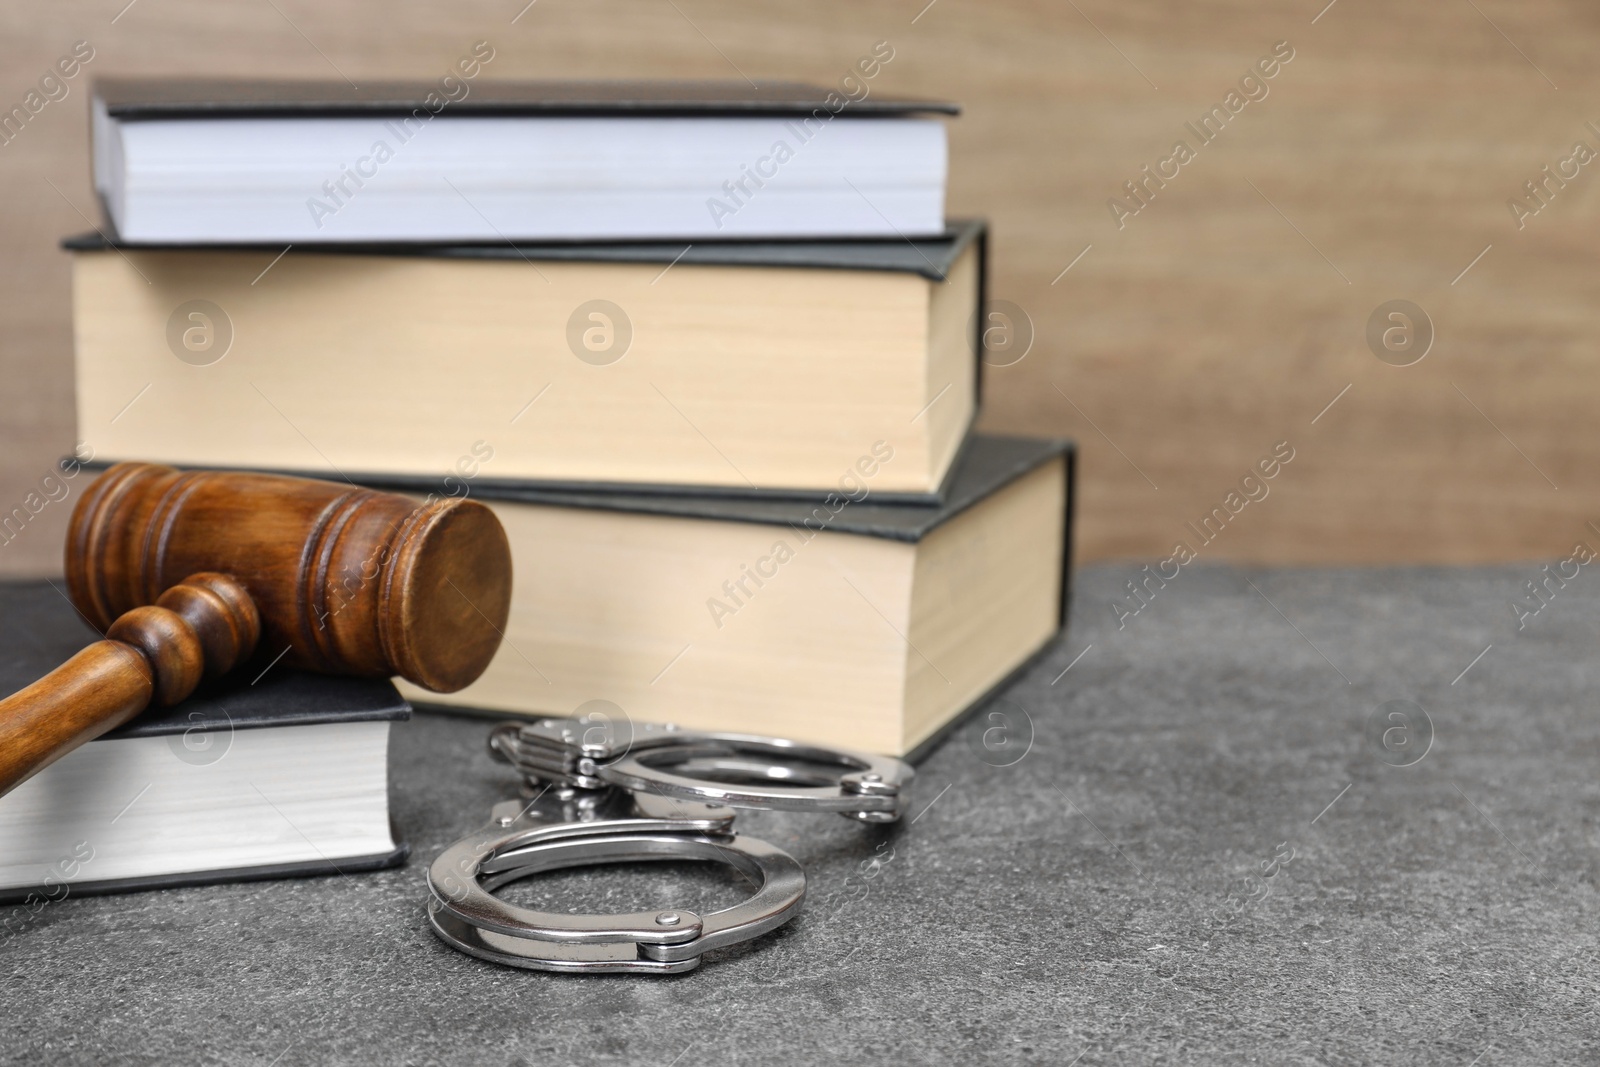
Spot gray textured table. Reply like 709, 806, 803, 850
4, 565, 1598, 1065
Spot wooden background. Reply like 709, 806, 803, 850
3, 0, 1598, 575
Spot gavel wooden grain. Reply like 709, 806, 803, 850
0, 463, 513, 797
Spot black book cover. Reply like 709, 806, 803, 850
0, 582, 410, 738
63, 218, 983, 283
461, 433, 1069, 539
0, 584, 410, 901
94, 78, 960, 120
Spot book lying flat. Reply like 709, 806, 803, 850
91, 78, 957, 243
0, 584, 408, 901
68, 222, 984, 501
396, 435, 1075, 757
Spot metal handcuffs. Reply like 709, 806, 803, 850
426, 715, 915, 974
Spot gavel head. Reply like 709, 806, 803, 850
67, 464, 513, 693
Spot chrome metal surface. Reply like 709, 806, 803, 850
489, 715, 915, 822
426, 784, 806, 975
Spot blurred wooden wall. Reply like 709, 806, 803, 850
2, 0, 1598, 574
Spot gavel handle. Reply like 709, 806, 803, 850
0, 573, 260, 798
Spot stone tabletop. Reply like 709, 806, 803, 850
3, 564, 1597, 1065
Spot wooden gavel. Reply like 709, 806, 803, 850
0, 463, 513, 797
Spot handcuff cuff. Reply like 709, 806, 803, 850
426, 715, 915, 974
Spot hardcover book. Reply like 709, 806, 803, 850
91, 75, 958, 242
0, 584, 409, 901
395, 434, 1075, 757
68, 221, 985, 501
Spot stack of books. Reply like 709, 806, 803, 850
67, 75, 1075, 761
